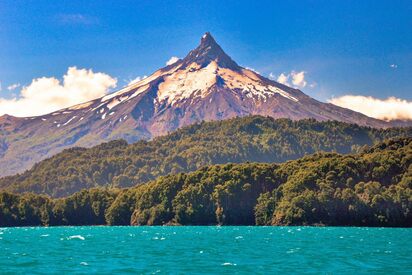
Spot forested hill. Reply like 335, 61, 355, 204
1, 116, 411, 197
1, 137, 411, 227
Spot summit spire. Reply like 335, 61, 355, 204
180, 32, 240, 70
200, 32, 217, 46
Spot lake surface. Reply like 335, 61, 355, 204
0, 226, 411, 274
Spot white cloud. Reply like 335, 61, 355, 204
390, 64, 398, 69
166, 56, 180, 66
57, 14, 99, 25
291, 71, 307, 88
268, 72, 276, 80
271, 71, 307, 88
245, 67, 260, 74
7, 83, 20, 91
126, 75, 148, 86
309, 82, 317, 88
0, 67, 117, 117
328, 95, 412, 121
276, 73, 289, 85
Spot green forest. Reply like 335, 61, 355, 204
1, 116, 411, 197
1, 137, 411, 227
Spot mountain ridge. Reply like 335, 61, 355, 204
0, 32, 410, 177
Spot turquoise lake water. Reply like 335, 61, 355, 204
0, 226, 411, 274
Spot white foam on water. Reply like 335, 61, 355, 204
222, 262, 237, 266
80, 262, 89, 266
67, 235, 85, 240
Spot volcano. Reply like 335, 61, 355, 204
0, 32, 401, 176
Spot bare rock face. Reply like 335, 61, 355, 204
0, 33, 405, 176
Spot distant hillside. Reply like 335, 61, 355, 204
1, 116, 411, 197
1, 137, 411, 227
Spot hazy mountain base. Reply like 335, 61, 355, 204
1, 137, 411, 227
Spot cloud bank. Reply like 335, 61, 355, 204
329, 95, 412, 121
0, 67, 117, 117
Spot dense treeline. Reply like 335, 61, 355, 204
1, 137, 411, 227
0, 189, 118, 227
1, 116, 411, 197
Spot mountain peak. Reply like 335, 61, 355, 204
180, 32, 240, 70
200, 32, 217, 46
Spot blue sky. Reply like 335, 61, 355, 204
0, 0, 411, 109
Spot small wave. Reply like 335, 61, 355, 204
80, 262, 89, 266
40, 234, 49, 237
235, 236, 243, 239
222, 262, 237, 266
67, 235, 85, 240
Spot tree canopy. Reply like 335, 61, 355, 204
1, 116, 411, 197
1, 137, 411, 227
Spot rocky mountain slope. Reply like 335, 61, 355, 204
0, 33, 407, 176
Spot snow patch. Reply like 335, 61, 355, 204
68, 101, 93, 110
107, 99, 121, 110
158, 61, 218, 105
63, 116, 77, 126
219, 67, 298, 102
128, 85, 150, 100
154, 61, 298, 105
